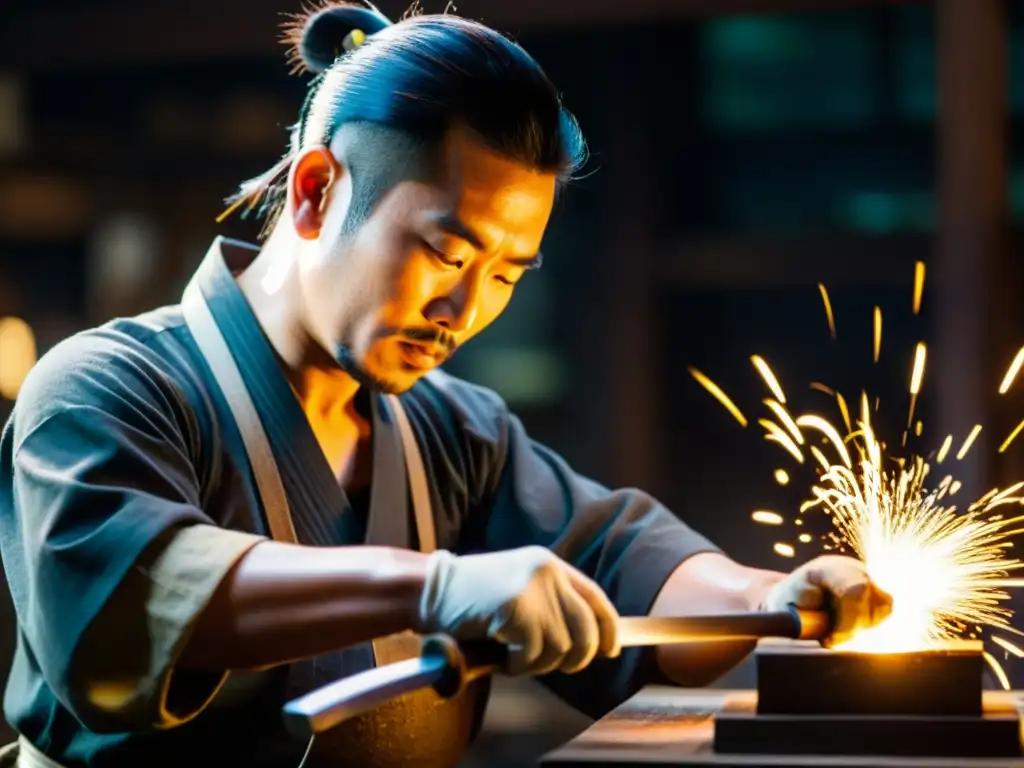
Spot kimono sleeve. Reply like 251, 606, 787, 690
469, 391, 722, 717
0, 331, 259, 733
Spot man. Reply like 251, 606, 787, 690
0, 5, 891, 768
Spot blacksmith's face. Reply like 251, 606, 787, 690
292, 129, 555, 394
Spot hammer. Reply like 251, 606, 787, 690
282, 606, 830, 739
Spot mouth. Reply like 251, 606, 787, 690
398, 341, 443, 370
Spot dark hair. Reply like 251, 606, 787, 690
221, 1, 588, 237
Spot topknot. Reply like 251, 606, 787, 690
281, 1, 392, 75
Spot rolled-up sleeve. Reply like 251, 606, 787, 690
0, 334, 263, 733
481, 409, 722, 717
72, 524, 263, 731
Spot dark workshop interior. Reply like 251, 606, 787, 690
2, 0, 1024, 765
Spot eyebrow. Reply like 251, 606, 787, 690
507, 251, 544, 270
429, 212, 544, 270
431, 213, 486, 251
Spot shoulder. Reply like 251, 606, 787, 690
10, 308, 197, 449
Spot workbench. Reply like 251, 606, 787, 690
540, 687, 1024, 767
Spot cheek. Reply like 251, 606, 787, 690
462, 285, 515, 340
386, 256, 447, 316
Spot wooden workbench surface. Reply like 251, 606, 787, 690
541, 687, 1024, 767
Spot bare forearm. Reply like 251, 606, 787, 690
650, 552, 785, 686
179, 541, 429, 671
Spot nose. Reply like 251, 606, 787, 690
424, 272, 482, 334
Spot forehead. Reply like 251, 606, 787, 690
429, 129, 557, 249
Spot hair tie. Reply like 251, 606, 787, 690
343, 28, 367, 52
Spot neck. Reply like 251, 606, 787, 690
237, 228, 362, 420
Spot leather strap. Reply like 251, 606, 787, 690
179, 273, 436, 670
181, 277, 298, 544
385, 394, 436, 554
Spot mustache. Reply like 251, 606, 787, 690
384, 327, 458, 355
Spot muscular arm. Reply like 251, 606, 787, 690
178, 537, 427, 671
650, 552, 786, 686
428, 372, 792, 710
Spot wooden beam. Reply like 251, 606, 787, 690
572, 28, 661, 491
5, 0, 927, 71
932, 0, 1010, 499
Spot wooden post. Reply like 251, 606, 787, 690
933, 0, 1010, 500
579, 31, 660, 492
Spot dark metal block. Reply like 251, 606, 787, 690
714, 692, 1022, 758
755, 640, 984, 717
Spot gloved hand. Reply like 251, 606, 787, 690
415, 546, 621, 676
761, 555, 893, 646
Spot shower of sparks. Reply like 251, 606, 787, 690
912, 261, 926, 315
906, 342, 926, 429
751, 355, 786, 403
986, 652, 1012, 689
689, 264, 1024, 688
957, 425, 982, 461
993, 635, 1024, 658
752, 510, 784, 525
802, 417, 1024, 658
774, 542, 796, 558
999, 419, 1024, 455
999, 346, 1024, 395
873, 307, 882, 363
836, 392, 852, 435
687, 367, 748, 427
818, 284, 836, 340
936, 435, 953, 463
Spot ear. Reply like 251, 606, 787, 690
289, 147, 342, 240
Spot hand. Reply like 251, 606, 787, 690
761, 555, 893, 646
415, 546, 621, 676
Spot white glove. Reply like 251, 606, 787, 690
762, 554, 893, 646
416, 546, 621, 676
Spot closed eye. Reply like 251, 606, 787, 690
421, 238, 463, 269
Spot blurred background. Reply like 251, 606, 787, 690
1, 0, 1023, 764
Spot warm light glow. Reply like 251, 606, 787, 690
688, 367, 748, 427
803, 410, 1023, 654
764, 399, 804, 445
957, 425, 982, 461
912, 261, 925, 315
774, 542, 795, 558
751, 355, 786, 403
999, 346, 1024, 395
0, 317, 36, 400
936, 434, 953, 463
1000, 418, 1024, 455
836, 392, 852, 434
759, 419, 804, 464
818, 283, 836, 340
698, 277, 1024, 680
752, 510, 784, 525
873, 307, 882, 363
